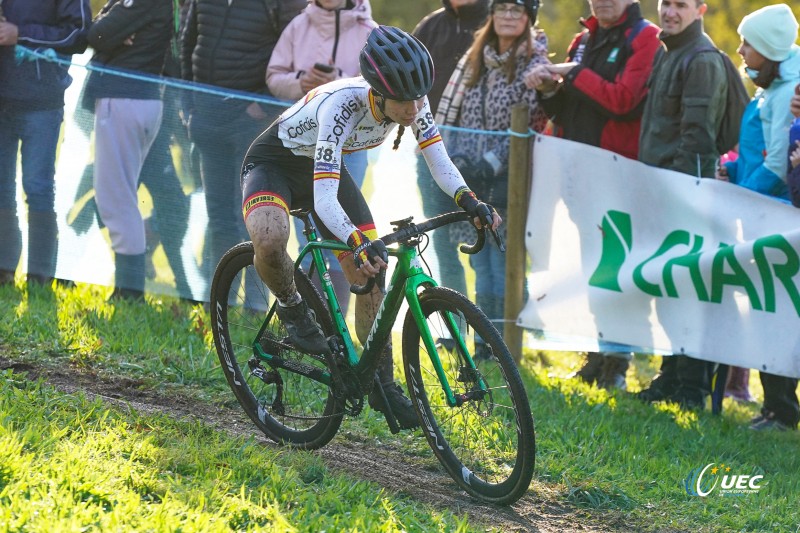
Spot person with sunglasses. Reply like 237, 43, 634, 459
435, 0, 549, 354
239, 26, 500, 429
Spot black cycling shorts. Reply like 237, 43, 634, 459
241, 127, 374, 242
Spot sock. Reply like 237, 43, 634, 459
278, 291, 302, 307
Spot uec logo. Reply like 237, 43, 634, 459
684, 463, 765, 497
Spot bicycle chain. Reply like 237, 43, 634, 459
256, 333, 364, 417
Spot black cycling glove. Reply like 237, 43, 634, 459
348, 231, 388, 269
455, 186, 495, 228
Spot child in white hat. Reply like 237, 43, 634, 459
727, 3, 800, 431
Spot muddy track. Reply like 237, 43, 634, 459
1, 357, 622, 532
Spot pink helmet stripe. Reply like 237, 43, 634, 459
363, 52, 397, 98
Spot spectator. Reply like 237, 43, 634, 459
436, 0, 548, 352
717, 4, 798, 201
139, 0, 196, 301
412, 0, 490, 303
715, 4, 799, 430
636, 0, 728, 410
267, 0, 377, 316
523, 0, 661, 390
0, 0, 91, 287
789, 87, 800, 206
84, 0, 174, 300
180, 0, 306, 290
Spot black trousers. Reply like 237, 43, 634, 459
760, 372, 799, 428
659, 355, 712, 395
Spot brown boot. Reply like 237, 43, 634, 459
725, 366, 754, 403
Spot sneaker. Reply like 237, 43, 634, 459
597, 357, 629, 391
275, 300, 329, 354
369, 382, 420, 430
750, 416, 793, 431
749, 410, 767, 426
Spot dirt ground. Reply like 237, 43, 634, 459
0, 356, 631, 533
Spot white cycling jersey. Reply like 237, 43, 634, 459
274, 77, 469, 244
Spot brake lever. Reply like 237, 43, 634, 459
375, 268, 386, 295
490, 227, 506, 252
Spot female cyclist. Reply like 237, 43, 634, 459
240, 25, 500, 429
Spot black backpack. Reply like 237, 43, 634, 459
681, 47, 750, 154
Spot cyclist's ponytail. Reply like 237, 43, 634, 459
392, 125, 404, 151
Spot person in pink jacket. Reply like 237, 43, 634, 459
267, 0, 377, 317
267, 0, 377, 101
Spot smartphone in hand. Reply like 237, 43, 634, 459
313, 62, 335, 73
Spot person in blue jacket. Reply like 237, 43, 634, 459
717, 4, 800, 202
0, 0, 91, 287
716, 4, 800, 431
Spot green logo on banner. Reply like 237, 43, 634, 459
588, 210, 632, 292
588, 210, 800, 316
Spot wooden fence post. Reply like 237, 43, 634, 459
504, 103, 532, 363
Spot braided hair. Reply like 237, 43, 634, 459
392, 125, 404, 150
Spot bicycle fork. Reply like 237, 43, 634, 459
404, 278, 490, 409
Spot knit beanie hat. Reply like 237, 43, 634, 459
737, 4, 798, 62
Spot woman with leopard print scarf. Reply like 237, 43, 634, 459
435, 0, 549, 332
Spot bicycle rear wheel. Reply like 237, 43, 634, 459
402, 286, 535, 505
210, 242, 343, 449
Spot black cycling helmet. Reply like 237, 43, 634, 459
359, 26, 434, 101
492, 0, 540, 25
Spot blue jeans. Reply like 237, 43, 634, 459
469, 241, 506, 324
189, 102, 265, 281
415, 155, 467, 296
0, 104, 63, 212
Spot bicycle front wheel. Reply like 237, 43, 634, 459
402, 286, 535, 505
210, 242, 343, 449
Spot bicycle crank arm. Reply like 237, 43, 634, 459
371, 377, 401, 434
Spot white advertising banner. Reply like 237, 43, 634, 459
519, 135, 800, 379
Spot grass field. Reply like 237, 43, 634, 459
1, 280, 798, 532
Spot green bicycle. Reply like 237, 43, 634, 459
210, 210, 536, 504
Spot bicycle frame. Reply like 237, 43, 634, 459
252, 219, 485, 408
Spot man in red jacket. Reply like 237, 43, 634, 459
524, 0, 662, 390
